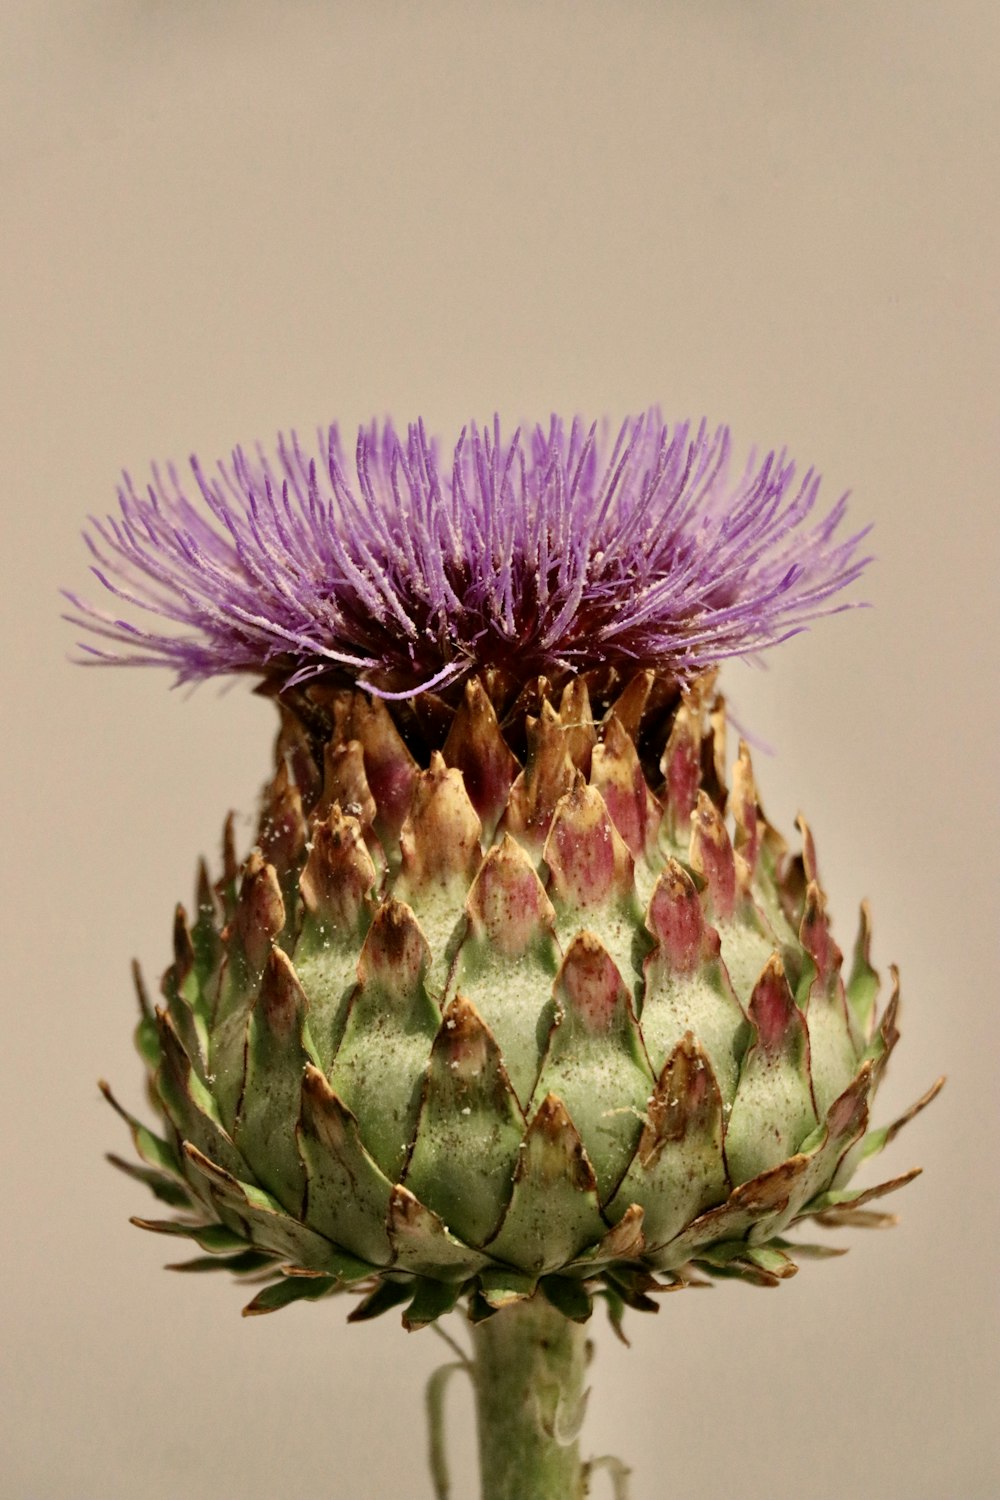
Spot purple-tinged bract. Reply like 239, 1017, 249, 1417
66, 413, 869, 696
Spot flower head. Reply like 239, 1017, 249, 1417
84, 408, 940, 1404
66, 412, 869, 698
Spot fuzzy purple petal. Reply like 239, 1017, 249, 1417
66, 412, 871, 695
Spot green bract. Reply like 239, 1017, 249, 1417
105, 671, 938, 1328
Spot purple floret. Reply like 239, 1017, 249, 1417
65, 413, 870, 697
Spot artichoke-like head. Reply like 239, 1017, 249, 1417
75, 415, 938, 1326
105, 672, 937, 1325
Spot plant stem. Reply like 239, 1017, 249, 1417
470, 1297, 589, 1500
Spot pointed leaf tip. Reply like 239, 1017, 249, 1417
400, 754, 482, 889
846, 899, 880, 1041
257, 760, 307, 871
590, 713, 661, 860
609, 669, 654, 740
465, 835, 557, 956
597, 1202, 646, 1261
319, 739, 377, 831
233, 853, 286, 973
543, 780, 634, 912
258, 946, 308, 1040
646, 860, 718, 972
403, 996, 523, 1248
298, 1063, 394, 1266
172, 903, 195, 976
731, 741, 761, 875
557, 676, 598, 774
299, 804, 377, 928
131, 959, 153, 1021
796, 813, 820, 886
557, 932, 633, 1035
748, 955, 799, 1055
525, 1094, 600, 1193
427, 993, 517, 1098
501, 703, 577, 852
660, 701, 702, 838
344, 693, 419, 844
611, 1033, 727, 1250
485, 1092, 604, 1275
386, 1184, 489, 1279
221, 811, 239, 891
690, 792, 736, 921
539, 933, 651, 1198
241, 1275, 337, 1316
724, 955, 817, 1183
442, 675, 518, 836
800, 881, 842, 984
639, 1034, 724, 1165
357, 898, 431, 993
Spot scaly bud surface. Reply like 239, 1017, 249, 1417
104, 672, 938, 1324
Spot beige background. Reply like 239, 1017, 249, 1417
2, 4, 997, 1497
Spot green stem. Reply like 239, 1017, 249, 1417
471, 1298, 589, 1500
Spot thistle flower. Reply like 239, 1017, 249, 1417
67, 414, 868, 695
77, 413, 938, 1500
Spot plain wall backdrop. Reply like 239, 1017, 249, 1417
2, 4, 997, 1498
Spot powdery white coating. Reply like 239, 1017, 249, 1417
66, 412, 870, 696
